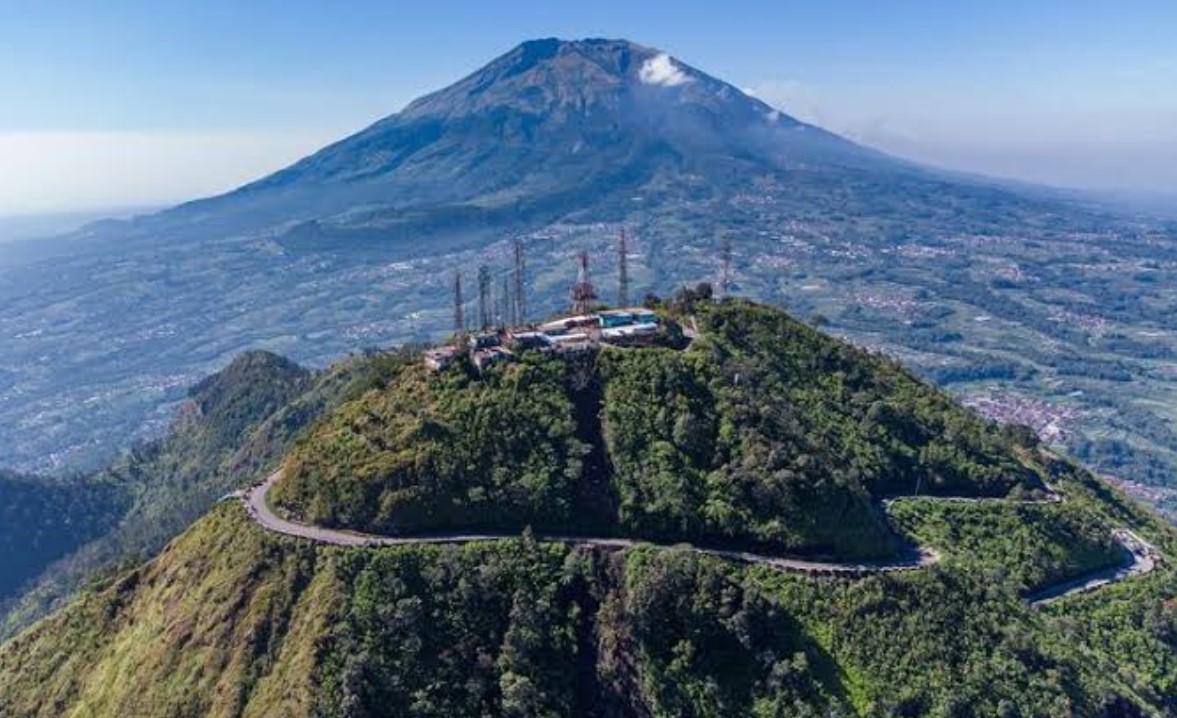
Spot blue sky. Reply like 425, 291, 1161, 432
1, 0, 1175, 216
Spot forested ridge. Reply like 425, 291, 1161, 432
0, 469, 128, 605
275, 299, 1050, 560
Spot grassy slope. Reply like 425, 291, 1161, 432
0, 507, 332, 718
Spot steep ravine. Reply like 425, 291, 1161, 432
568, 356, 622, 530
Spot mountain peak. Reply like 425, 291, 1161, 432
184, 37, 875, 230
398, 37, 710, 120
492, 37, 664, 80
513, 37, 650, 67
518, 37, 692, 87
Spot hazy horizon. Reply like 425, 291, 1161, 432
0, 205, 165, 243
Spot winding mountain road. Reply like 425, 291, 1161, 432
1026, 528, 1157, 606
239, 470, 1157, 605
239, 471, 935, 575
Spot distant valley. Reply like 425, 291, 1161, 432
0, 206, 159, 245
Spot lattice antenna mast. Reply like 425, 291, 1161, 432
477, 265, 492, 329
720, 236, 733, 298
487, 269, 497, 328
501, 274, 513, 328
570, 250, 599, 315
513, 239, 526, 326
618, 227, 630, 308
452, 271, 465, 340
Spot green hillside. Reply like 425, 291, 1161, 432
3, 296, 1176, 717
0, 349, 410, 638
1, 486, 1174, 717
274, 351, 586, 535
274, 299, 1047, 559
888, 499, 1123, 593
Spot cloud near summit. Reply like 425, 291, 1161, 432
638, 53, 691, 87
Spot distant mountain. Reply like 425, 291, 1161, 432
160, 38, 890, 242
0, 207, 156, 245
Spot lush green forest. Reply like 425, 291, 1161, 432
274, 353, 587, 534
274, 299, 1048, 559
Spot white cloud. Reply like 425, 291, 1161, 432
638, 53, 691, 87
745, 80, 825, 126
0, 129, 345, 216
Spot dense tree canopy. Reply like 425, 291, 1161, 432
275, 354, 586, 533
0, 470, 127, 604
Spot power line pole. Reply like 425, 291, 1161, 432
453, 270, 465, 341
513, 239, 526, 326
617, 227, 630, 308
477, 265, 491, 330
570, 250, 598, 315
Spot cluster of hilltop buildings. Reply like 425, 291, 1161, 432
424, 307, 662, 373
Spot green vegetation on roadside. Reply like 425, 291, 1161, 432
888, 499, 1124, 593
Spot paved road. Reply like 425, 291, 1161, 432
240, 470, 1157, 600
242, 471, 935, 575
1026, 529, 1158, 606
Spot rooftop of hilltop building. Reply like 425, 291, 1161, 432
424, 306, 675, 373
